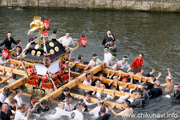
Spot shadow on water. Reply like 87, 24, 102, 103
0, 7, 180, 120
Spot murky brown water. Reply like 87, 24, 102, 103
0, 7, 180, 120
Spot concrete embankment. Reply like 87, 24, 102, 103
0, 0, 180, 12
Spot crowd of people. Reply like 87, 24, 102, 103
0, 29, 179, 120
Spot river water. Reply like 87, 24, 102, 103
0, 7, 180, 120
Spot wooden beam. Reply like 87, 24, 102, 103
70, 71, 81, 77
102, 69, 151, 82
93, 76, 137, 89
70, 62, 92, 69
0, 66, 27, 76
8, 59, 34, 67
0, 76, 26, 93
78, 84, 133, 99
70, 93, 122, 109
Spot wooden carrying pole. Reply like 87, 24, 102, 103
70, 93, 122, 109
8, 59, 34, 67
0, 76, 26, 93
0, 66, 27, 76
77, 84, 133, 99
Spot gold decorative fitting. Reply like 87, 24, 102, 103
49, 42, 54, 47
50, 49, 54, 55
55, 46, 59, 52
35, 44, 39, 49
31, 50, 36, 56
37, 51, 41, 57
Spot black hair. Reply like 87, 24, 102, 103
53, 29, 57, 34
3, 87, 9, 92
112, 54, 116, 57
12, 74, 16, 79
96, 79, 102, 83
86, 73, 91, 77
18, 104, 26, 109
139, 53, 144, 57
11, 99, 17, 104
84, 92, 91, 96
7, 91, 13, 97
16, 89, 21, 94
80, 99, 84, 103
7, 31, 11, 34
111, 85, 116, 89
100, 106, 106, 113
107, 29, 111, 32
41, 100, 48, 105
64, 87, 70, 92
78, 55, 83, 60
92, 54, 97, 57
16, 46, 21, 49
104, 46, 109, 49
123, 56, 128, 59
30, 94, 37, 101
125, 100, 131, 107
16, 40, 21, 44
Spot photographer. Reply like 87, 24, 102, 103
102, 29, 115, 46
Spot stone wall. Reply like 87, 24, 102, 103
0, 0, 180, 12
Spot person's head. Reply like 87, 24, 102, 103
79, 99, 85, 107
65, 33, 70, 38
16, 40, 21, 46
92, 54, 98, 61
63, 87, 70, 95
142, 84, 149, 91
111, 85, 116, 90
123, 100, 131, 108
98, 100, 104, 107
7, 91, 13, 100
138, 53, 144, 60
166, 76, 172, 82
30, 94, 37, 103
135, 91, 143, 99
76, 103, 83, 112
65, 95, 72, 104
2, 102, 9, 112
122, 76, 128, 82
2, 87, 9, 95
78, 55, 83, 62
95, 79, 102, 87
100, 84, 105, 89
18, 104, 26, 113
111, 54, 116, 61
7, 31, 11, 39
106, 29, 111, 35
100, 106, 106, 115
154, 80, 161, 88
12, 73, 16, 79
174, 84, 179, 93
109, 40, 114, 45
40, 100, 48, 108
104, 47, 109, 54
113, 76, 118, 81
86, 73, 92, 81
16, 46, 21, 53
84, 92, 91, 100
16, 89, 22, 97
11, 99, 17, 107
58, 102, 65, 109
53, 29, 57, 34
122, 56, 129, 63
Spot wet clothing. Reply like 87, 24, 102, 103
173, 91, 180, 99
131, 98, 146, 108
96, 114, 110, 120
89, 106, 108, 118
59, 93, 72, 101
33, 104, 49, 114
143, 88, 162, 100
0, 37, 17, 50
0, 110, 13, 120
102, 34, 115, 46
49, 107, 70, 119
71, 110, 84, 120
106, 42, 117, 52
14, 110, 27, 120
131, 58, 143, 68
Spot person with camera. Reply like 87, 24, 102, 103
102, 29, 115, 46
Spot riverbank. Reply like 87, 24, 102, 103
0, 0, 180, 12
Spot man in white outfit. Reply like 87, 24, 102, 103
71, 103, 84, 120
48, 102, 70, 119
58, 33, 73, 47
103, 47, 112, 67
